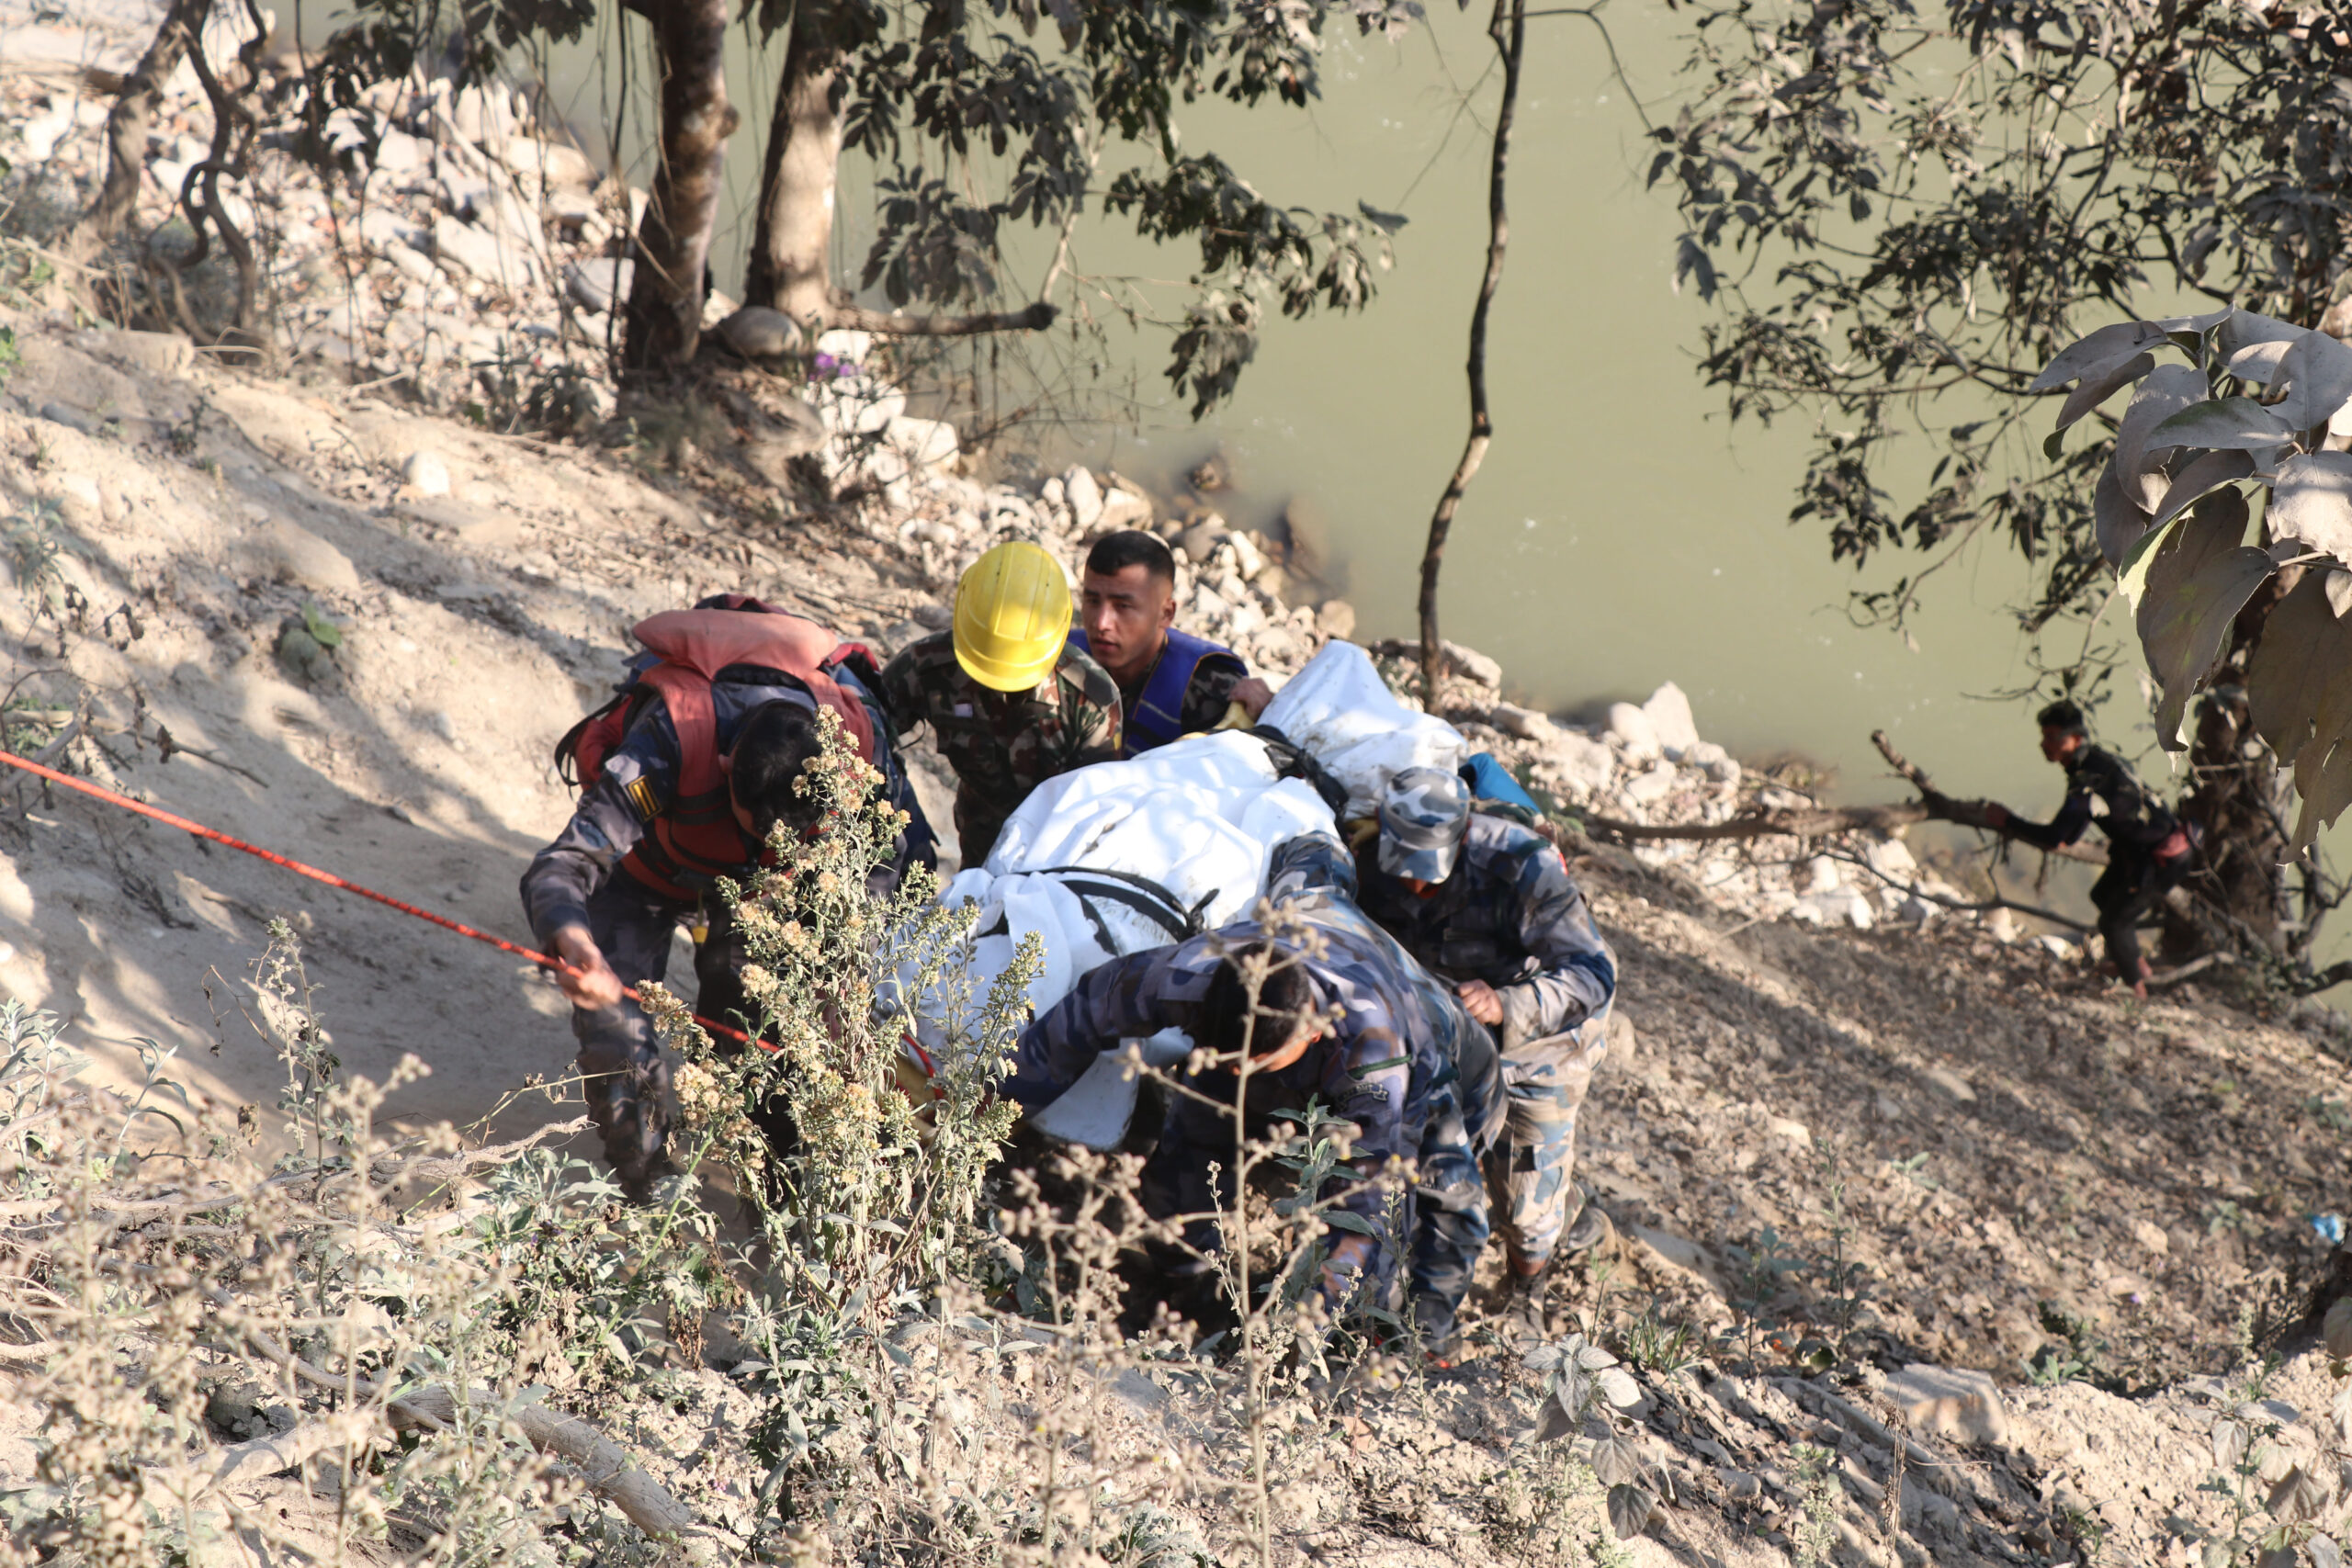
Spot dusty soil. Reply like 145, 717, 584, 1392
5, 299, 2349, 1565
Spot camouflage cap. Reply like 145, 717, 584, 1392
1376, 765, 1472, 882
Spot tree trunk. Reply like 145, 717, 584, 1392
621, 0, 737, 376
70, 0, 210, 252
2173, 596, 2295, 961
744, 1, 842, 330
1417, 0, 1523, 710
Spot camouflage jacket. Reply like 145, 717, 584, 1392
1301, 819, 1616, 1057
1009, 834, 1498, 1253
876, 630, 1123, 864
522, 660, 931, 942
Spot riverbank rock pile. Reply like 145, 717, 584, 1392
1382, 646, 1982, 936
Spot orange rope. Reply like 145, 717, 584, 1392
0, 748, 760, 1048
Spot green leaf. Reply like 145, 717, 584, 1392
1606, 1483, 1656, 1540
2266, 451, 2352, 564
2055, 350, 2156, 433
2030, 320, 2169, 394
1321, 1209, 1379, 1236
1589, 1430, 1645, 1487
302, 604, 345, 649
2116, 513, 2185, 612
2043, 427, 2066, 460
2144, 396, 2294, 452
2138, 490, 2272, 749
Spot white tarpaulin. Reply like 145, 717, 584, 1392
1257, 640, 1464, 818
908, 640, 1455, 1146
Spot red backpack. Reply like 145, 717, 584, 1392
554, 597, 878, 900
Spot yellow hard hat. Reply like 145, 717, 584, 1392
953, 540, 1072, 692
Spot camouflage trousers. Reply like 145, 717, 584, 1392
1405, 1066, 1503, 1345
1480, 1017, 1610, 1271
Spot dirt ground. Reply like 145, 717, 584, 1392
4, 299, 2352, 1563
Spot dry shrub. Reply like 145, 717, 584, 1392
0, 716, 1643, 1567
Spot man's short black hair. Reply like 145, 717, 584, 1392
729, 702, 828, 840
1198, 940, 1319, 1060
2036, 698, 2088, 735
1084, 528, 1176, 587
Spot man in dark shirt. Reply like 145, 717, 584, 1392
1071, 530, 1273, 756
1987, 698, 2194, 998
523, 599, 935, 1196
1005, 832, 1503, 1348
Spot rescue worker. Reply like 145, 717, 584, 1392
1072, 529, 1273, 755
523, 594, 936, 1198
1985, 698, 2194, 999
879, 540, 1124, 865
1339, 768, 1618, 1301
1004, 831, 1502, 1348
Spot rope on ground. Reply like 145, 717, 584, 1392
0, 747, 757, 1048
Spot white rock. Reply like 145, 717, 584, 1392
1864, 836, 1918, 881
886, 415, 959, 473
373, 130, 429, 172
503, 136, 597, 190
1064, 467, 1104, 531
718, 305, 803, 359
1644, 681, 1702, 755
2034, 933, 2080, 961
380, 241, 440, 287
1793, 888, 1873, 929
402, 451, 452, 496
248, 518, 360, 593
1897, 895, 1938, 923
1622, 763, 1678, 807
432, 213, 525, 283
565, 258, 632, 313
1444, 641, 1504, 689
1985, 908, 2019, 943
814, 328, 874, 366
1606, 702, 1661, 760
1098, 484, 1153, 532
1487, 703, 1557, 742
1683, 739, 1741, 786
1884, 1364, 2009, 1447
1543, 731, 1615, 799
19, 102, 73, 161
1228, 530, 1266, 582
1804, 855, 1844, 895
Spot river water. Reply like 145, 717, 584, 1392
527, 4, 2090, 805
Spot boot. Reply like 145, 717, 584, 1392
1560, 1197, 1614, 1257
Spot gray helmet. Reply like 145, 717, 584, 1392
1377, 766, 1471, 882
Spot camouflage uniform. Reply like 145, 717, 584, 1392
876, 629, 1123, 865
1009, 834, 1503, 1342
1323, 818, 1618, 1270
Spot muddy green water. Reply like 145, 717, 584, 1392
524, 5, 2086, 804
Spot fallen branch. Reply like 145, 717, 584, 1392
826, 300, 1057, 336
215, 1304, 694, 1538
161, 1408, 391, 1502
2148, 952, 2234, 989
1869, 728, 2106, 866
1568, 730, 2109, 867
1579, 799, 1930, 846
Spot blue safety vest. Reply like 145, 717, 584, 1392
1069, 626, 1245, 757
